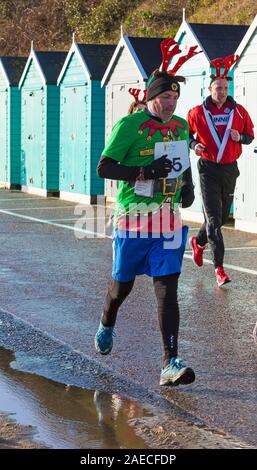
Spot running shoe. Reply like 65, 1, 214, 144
160, 357, 195, 386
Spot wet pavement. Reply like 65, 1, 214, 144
0, 348, 149, 449
0, 190, 257, 449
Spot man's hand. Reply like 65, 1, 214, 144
143, 155, 172, 179
230, 129, 240, 142
194, 143, 205, 156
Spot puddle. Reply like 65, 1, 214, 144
0, 347, 150, 449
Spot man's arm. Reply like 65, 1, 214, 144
239, 133, 254, 145
189, 133, 206, 155
230, 129, 254, 144
188, 108, 206, 155
189, 133, 198, 150
97, 156, 140, 181
97, 155, 172, 181
231, 106, 255, 144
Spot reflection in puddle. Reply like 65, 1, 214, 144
0, 348, 150, 449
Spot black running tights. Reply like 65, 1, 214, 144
101, 274, 179, 366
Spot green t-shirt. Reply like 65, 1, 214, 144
103, 110, 189, 221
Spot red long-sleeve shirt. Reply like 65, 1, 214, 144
188, 97, 254, 164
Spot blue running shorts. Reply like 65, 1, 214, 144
112, 225, 188, 282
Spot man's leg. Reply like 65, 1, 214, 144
153, 274, 195, 386
189, 212, 208, 267
102, 279, 135, 326
199, 171, 224, 268
196, 213, 208, 247
153, 274, 180, 367
189, 161, 212, 268
195, 159, 209, 247
198, 160, 239, 269
210, 164, 238, 285
221, 163, 239, 226
95, 279, 134, 354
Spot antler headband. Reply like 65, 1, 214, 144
210, 54, 239, 80
149, 38, 202, 84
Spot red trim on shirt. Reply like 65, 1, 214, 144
188, 100, 254, 164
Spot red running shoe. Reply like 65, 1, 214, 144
215, 267, 231, 287
189, 236, 206, 267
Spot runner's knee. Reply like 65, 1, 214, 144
109, 279, 134, 303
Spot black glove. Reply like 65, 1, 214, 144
143, 155, 172, 180
180, 184, 195, 208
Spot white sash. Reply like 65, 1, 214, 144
203, 106, 234, 163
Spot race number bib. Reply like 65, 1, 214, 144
154, 140, 189, 178
134, 179, 154, 197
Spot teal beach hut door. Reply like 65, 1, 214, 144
22, 88, 44, 188
0, 56, 27, 188
58, 41, 115, 203
0, 89, 8, 182
61, 85, 86, 194
19, 49, 66, 195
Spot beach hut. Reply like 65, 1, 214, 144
101, 35, 163, 199
0, 56, 26, 188
57, 40, 115, 203
233, 14, 257, 233
19, 48, 67, 196
173, 16, 248, 221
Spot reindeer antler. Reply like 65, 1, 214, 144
129, 88, 147, 103
160, 38, 181, 72
210, 57, 225, 78
220, 54, 239, 78
129, 88, 140, 102
169, 46, 202, 75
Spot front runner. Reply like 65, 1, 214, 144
95, 39, 199, 386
